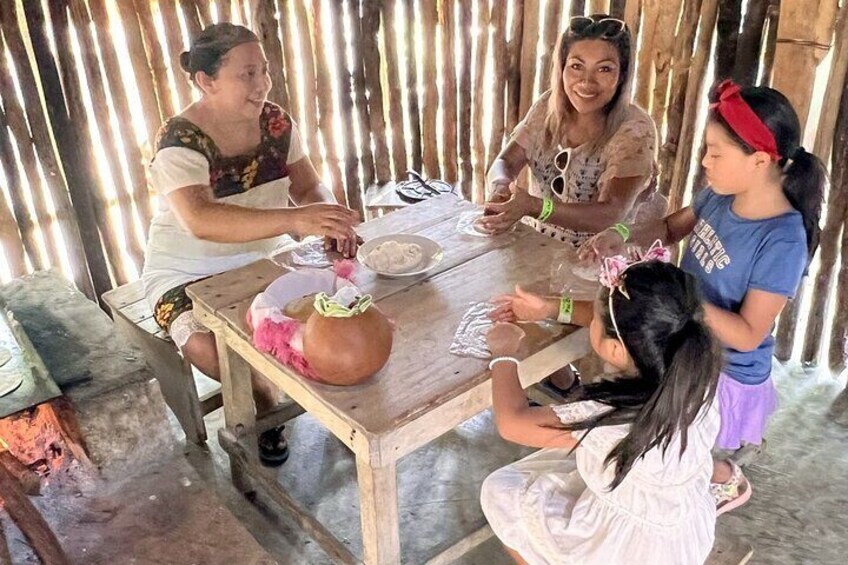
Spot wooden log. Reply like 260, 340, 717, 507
609, 0, 626, 19
570, 0, 586, 18
0, 2, 94, 293
350, 0, 376, 188
179, 0, 204, 40
158, 0, 194, 109
539, 0, 563, 97
486, 1, 508, 170
70, 0, 145, 277
88, 0, 154, 232
649, 0, 684, 134
623, 0, 641, 38
0, 517, 10, 565
812, 0, 848, 164
0, 107, 43, 270
830, 214, 848, 372
382, 0, 409, 177
115, 0, 165, 148
404, 0, 423, 172
277, 0, 300, 118
0, 45, 61, 269
49, 0, 130, 286
472, 0, 491, 202
505, 0, 525, 134
252, 0, 290, 109
458, 0, 474, 198
658, 0, 703, 199
360, 0, 392, 183
668, 0, 720, 213
219, 0, 234, 22
733, 0, 769, 85
0, 448, 41, 496
329, 0, 361, 212
0, 187, 26, 278
519, 0, 540, 112
134, 0, 177, 119
760, 2, 780, 85
420, 0, 441, 179
0, 463, 69, 565
588, 1, 610, 14
803, 58, 848, 366
292, 0, 324, 174
714, 0, 742, 81
441, 0, 459, 183
22, 0, 107, 301
311, 0, 344, 203
195, 0, 214, 26
773, 0, 840, 361
634, 0, 659, 110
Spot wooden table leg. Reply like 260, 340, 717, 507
216, 335, 257, 494
356, 455, 400, 564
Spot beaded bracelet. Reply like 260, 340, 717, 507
538, 197, 554, 222
612, 223, 631, 242
488, 356, 520, 370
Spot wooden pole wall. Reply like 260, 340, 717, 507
420, 0, 441, 179
441, 0, 459, 184
458, 0, 473, 198
360, 0, 392, 183
505, 0, 525, 134
382, 0, 409, 178
472, 0, 490, 201
486, 1, 508, 170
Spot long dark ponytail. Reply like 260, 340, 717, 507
708, 85, 826, 262
555, 262, 721, 489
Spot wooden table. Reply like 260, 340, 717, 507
186, 196, 590, 564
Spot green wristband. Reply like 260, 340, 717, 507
557, 295, 574, 324
612, 223, 630, 243
538, 197, 554, 222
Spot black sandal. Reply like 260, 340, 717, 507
258, 425, 290, 467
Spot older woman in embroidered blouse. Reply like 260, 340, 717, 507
141, 24, 358, 465
479, 15, 664, 244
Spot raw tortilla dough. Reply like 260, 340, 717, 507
365, 241, 424, 274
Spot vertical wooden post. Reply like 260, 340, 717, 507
658, 0, 704, 198
23, 0, 106, 301
732, 0, 769, 85
382, 0, 409, 177
588, 0, 610, 13
441, 0, 459, 183
505, 0, 525, 134
292, 0, 324, 174
609, 0, 627, 19
760, 2, 780, 85
253, 0, 291, 110
330, 0, 362, 212
360, 0, 392, 183
458, 0, 474, 198
134, 0, 177, 120
570, 0, 587, 18
180, 0, 204, 40
420, 0, 441, 179
538, 0, 563, 98
634, 0, 659, 110
311, 0, 345, 203
715, 0, 743, 81
0, 188, 26, 278
472, 0, 491, 201
88, 0, 154, 231
519, 0, 540, 111
772, 0, 839, 361
277, 1, 300, 118
487, 1, 508, 170
350, 0, 376, 188
404, 0, 423, 172
219, 0, 234, 22
649, 0, 684, 134
829, 216, 848, 372
623, 0, 641, 38
159, 0, 194, 109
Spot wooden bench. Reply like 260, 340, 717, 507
102, 280, 222, 444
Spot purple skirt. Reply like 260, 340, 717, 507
715, 372, 778, 450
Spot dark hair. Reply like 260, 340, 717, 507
180, 23, 259, 82
558, 14, 632, 113
708, 85, 826, 262
555, 261, 721, 490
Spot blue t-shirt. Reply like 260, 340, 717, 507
680, 188, 807, 385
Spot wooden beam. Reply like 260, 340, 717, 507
253, 0, 291, 109
733, 0, 769, 85
291, 0, 323, 174
472, 0, 491, 202
518, 0, 540, 114
441, 0, 459, 183
538, 0, 563, 101
486, 1, 508, 170
420, 0, 441, 178
505, 0, 525, 134
382, 0, 409, 178
404, 0, 423, 172
360, 0, 392, 182
715, 0, 743, 81
158, 0, 194, 110
350, 0, 376, 187
458, 0, 474, 199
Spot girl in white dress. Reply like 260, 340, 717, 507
482, 259, 722, 564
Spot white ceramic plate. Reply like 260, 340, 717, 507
357, 234, 444, 277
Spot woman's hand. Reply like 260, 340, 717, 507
490, 286, 558, 323
478, 185, 537, 234
487, 322, 526, 358
578, 227, 627, 264
291, 203, 358, 242
324, 234, 364, 259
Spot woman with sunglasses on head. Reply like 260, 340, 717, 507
478, 15, 664, 246
580, 81, 826, 516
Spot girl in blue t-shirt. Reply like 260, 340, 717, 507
580, 81, 826, 514
493, 81, 826, 516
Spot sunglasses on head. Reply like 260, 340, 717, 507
568, 16, 627, 39
550, 149, 570, 197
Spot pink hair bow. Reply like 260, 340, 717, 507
599, 240, 671, 299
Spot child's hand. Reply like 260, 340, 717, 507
487, 323, 526, 357
578, 227, 627, 264
490, 286, 557, 322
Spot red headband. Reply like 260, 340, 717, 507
709, 80, 781, 162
